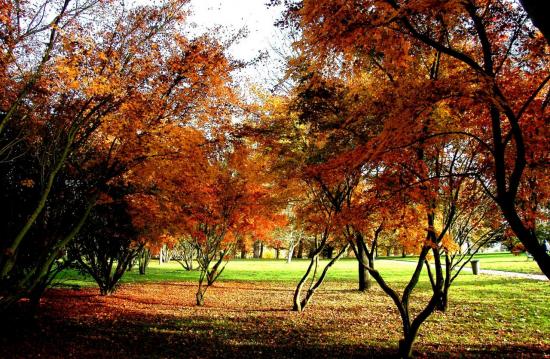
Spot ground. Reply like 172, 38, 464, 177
1, 258, 549, 358
389, 252, 544, 275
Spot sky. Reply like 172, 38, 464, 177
129, 0, 289, 89
187, 0, 284, 61
185, 0, 288, 88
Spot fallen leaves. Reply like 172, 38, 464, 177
1, 281, 548, 358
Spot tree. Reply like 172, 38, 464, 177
172, 237, 197, 271
1, 0, 240, 310
132, 129, 285, 306
188, 144, 284, 306
282, 0, 550, 279
518, 0, 550, 44
68, 196, 141, 296
292, 183, 350, 311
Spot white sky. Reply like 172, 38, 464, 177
187, 0, 284, 61
185, 0, 288, 89
130, 0, 289, 90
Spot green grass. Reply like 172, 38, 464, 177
54, 258, 434, 289
469, 252, 544, 274
380, 252, 544, 274
53, 255, 544, 291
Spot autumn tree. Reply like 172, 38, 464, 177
131, 125, 285, 306
0, 0, 239, 310
68, 194, 141, 296
280, 0, 550, 279
190, 144, 285, 306
246, 82, 374, 308
263, 2, 534, 355
291, 180, 350, 311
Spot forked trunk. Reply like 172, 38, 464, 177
294, 245, 348, 311
99, 286, 115, 296
357, 237, 371, 291
293, 254, 317, 312
196, 278, 206, 306
138, 248, 151, 275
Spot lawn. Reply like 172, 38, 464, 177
380, 252, 544, 275
2, 259, 549, 358
54, 258, 446, 288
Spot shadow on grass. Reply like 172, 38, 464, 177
0, 301, 396, 359
1, 285, 548, 359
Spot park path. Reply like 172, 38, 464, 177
385, 259, 548, 281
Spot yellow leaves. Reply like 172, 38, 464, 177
56, 63, 79, 81
98, 51, 109, 62
441, 233, 460, 254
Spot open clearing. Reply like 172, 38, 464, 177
388, 253, 545, 275
2, 259, 549, 358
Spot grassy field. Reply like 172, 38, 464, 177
54, 252, 543, 291
3, 258, 549, 358
379, 252, 544, 274
55, 258, 447, 288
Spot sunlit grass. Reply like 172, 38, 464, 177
54, 258, 449, 288
381, 252, 544, 274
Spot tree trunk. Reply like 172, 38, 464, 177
293, 254, 318, 312
435, 257, 452, 312
357, 240, 371, 291
196, 289, 205, 306
139, 248, 150, 275
325, 245, 334, 259
501, 204, 550, 279
297, 239, 304, 259
287, 242, 294, 264
28, 285, 47, 316
438, 282, 450, 312
259, 242, 264, 259
196, 272, 206, 306
276, 247, 280, 259
99, 285, 115, 296
158, 244, 170, 264
519, 0, 550, 44
253, 241, 261, 258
